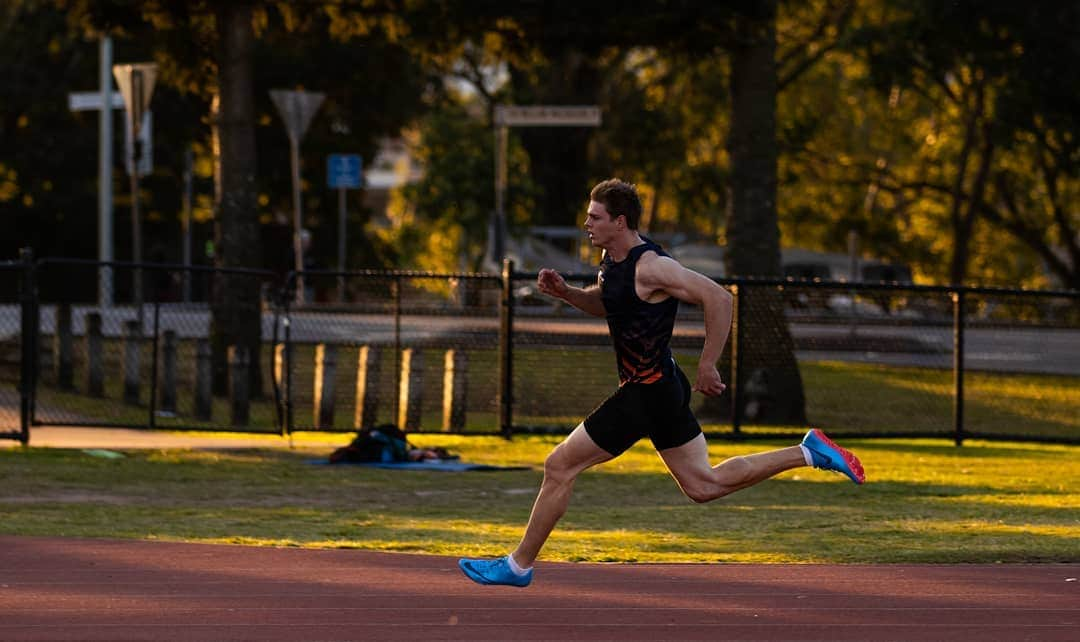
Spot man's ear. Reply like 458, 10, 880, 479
616, 214, 626, 230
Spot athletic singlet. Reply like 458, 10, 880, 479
599, 237, 678, 385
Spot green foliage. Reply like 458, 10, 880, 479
5, 0, 1078, 288
7, 1, 428, 273
1, 0, 109, 261
845, 0, 1080, 287
384, 100, 538, 271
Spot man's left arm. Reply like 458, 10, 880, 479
639, 256, 733, 396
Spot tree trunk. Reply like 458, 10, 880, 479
210, 3, 263, 398
710, 0, 807, 425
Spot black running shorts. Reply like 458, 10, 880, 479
584, 365, 702, 457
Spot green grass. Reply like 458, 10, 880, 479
2, 435, 1077, 563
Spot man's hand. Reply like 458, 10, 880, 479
693, 364, 727, 397
537, 268, 569, 300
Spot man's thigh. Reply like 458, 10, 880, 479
549, 423, 616, 474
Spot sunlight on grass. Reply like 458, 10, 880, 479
888, 518, 1078, 539
1, 437, 1078, 563
926, 494, 1080, 510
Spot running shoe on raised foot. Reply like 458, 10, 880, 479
458, 556, 532, 587
802, 428, 866, 484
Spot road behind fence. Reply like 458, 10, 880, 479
3, 253, 1078, 445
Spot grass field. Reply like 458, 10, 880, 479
2, 435, 1077, 563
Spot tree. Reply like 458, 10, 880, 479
381, 100, 538, 272
209, 2, 261, 395
51, 0, 430, 397
854, 1, 1080, 288
392, 1, 857, 425
2, 0, 101, 271
721, 0, 806, 424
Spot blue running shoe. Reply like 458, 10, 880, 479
802, 429, 866, 484
458, 556, 532, 587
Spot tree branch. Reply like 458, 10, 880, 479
985, 173, 1076, 284
777, 0, 855, 90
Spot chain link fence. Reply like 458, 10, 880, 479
280, 270, 502, 434
29, 258, 281, 433
5, 254, 1078, 445
508, 273, 1079, 444
0, 259, 25, 441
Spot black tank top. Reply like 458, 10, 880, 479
599, 237, 678, 385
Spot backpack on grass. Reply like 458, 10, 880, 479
329, 424, 410, 463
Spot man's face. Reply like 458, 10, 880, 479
583, 200, 622, 247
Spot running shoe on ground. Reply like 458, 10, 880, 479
802, 428, 866, 484
458, 556, 533, 587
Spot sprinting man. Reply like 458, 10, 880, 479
459, 179, 864, 587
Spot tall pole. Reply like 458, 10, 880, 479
337, 186, 346, 303
289, 137, 304, 304
130, 135, 143, 330
181, 147, 193, 302
493, 125, 508, 263
98, 36, 114, 308
269, 89, 324, 305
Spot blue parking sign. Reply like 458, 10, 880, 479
327, 154, 362, 189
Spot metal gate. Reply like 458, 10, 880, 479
0, 252, 31, 443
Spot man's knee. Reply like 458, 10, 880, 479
543, 450, 578, 486
682, 482, 724, 504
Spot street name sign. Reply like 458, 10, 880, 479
494, 105, 601, 127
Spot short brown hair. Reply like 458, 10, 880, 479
590, 178, 642, 229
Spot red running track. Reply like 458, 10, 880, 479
1, 536, 1077, 641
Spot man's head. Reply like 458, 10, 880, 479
589, 179, 642, 229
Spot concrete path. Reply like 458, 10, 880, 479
0, 424, 319, 450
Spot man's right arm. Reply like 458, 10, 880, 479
537, 268, 606, 317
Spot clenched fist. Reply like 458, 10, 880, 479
537, 269, 569, 300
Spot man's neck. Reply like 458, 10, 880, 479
605, 232, 645, 262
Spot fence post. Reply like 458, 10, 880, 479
229, 344, 250, 427
122, 319, 141, 405
159, 330, 178, 414
54, 302, 74, 390
313, 343, 337, 428
85, 312, 104, 397
18, 247, 35, 445
194, 338, 212, 420
273, 342, 286, 433
730, 283, 742, 436
398, 348, 422, 431
284, 304, 294, 435
953, 290, 965, 446
148, 302, 160, 428
442, 349, 467, 432
498, 260, 514, 439
392, 275, 402, 426
354, 345, 380, 429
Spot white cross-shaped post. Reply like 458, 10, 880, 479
67, 37, 154, 308
66, 37, 115, 307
